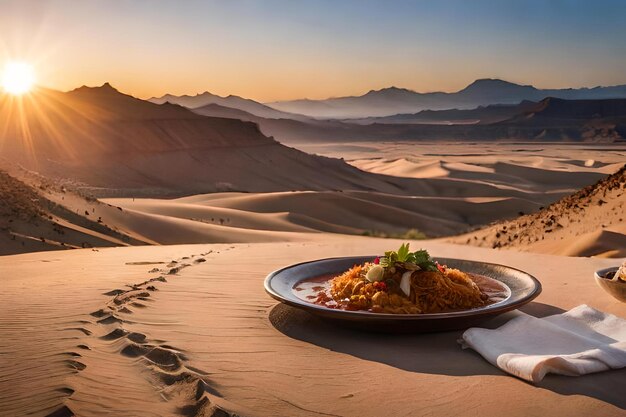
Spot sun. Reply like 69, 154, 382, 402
2, 61, 36, 95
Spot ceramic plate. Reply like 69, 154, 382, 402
265, 256, 542, 332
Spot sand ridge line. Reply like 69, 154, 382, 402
47, 248, 238, 417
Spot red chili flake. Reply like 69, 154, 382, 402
373, 257, 380, 264
436, 262, 447, 273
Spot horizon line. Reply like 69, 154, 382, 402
67, 77, 626, 103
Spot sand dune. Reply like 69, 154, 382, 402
532, 227, 626, 258
352, 158, 585, 191
450, 164, 626, 258
348, 150, 615, 191
104, 189, 546, 240
95, 205, 318, 244
1, 143, 623, 258
352, 158, 450, 178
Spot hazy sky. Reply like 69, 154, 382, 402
1, 0, 625, 101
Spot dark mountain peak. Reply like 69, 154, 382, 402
158, 100, 186, 109
381, 86, 412, 93
197, 91, 218, 97
70, 82, 121, 95
100, 82, 118, 91
363, 86, 416, 97
154, 91, 216, 100
460, 78, 537, 93
466, 78, 517, 87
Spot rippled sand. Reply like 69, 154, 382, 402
1, 239, 624, 416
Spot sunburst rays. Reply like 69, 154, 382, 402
0, 86, 120, 167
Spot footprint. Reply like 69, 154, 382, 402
65, 327, 92, 336
144, 347, 183, 370
121, 342, 149, 358
127, 332, 147, 343
45, 405, 74, 417
121, 343, 183, 370
55, 387, 75, 395
97, 315, 125, 325
65, 359, 86, 371
113, 290, 150, 305
101, 328, 129, 340
156, 370, 199, 386
103, 289, 125, 296
90, 309, 110, 318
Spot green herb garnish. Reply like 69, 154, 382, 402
379, 243, 439, 271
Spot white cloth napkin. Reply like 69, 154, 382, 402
459, 305, 626, 382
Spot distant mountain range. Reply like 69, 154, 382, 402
348, 101, 540, 125
194, 97, 626, 143
0, 84, 420, 196
3, 82, 621, 203
267, 79, 626, 118
149, 91, 309, 120
349, 96, 626, 125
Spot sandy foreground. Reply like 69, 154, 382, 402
1, 237, 624, 417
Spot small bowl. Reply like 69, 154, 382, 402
594, 267, 626, 302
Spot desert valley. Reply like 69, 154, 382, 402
1, 81, 624, 258
1, 2, 626, 417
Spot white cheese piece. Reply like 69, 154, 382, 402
366, 265, 384, 282
400, 271, 412, 297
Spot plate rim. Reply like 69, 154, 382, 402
264, 255, 542, 321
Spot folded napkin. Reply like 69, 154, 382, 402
459, 305, 626, 382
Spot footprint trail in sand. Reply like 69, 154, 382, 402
47, 250, 236, 417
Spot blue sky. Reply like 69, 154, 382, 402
1, 0, 625, 100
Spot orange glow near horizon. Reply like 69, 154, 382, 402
2, 2, 626, 102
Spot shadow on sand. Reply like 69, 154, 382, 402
269, 301, 625, 409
